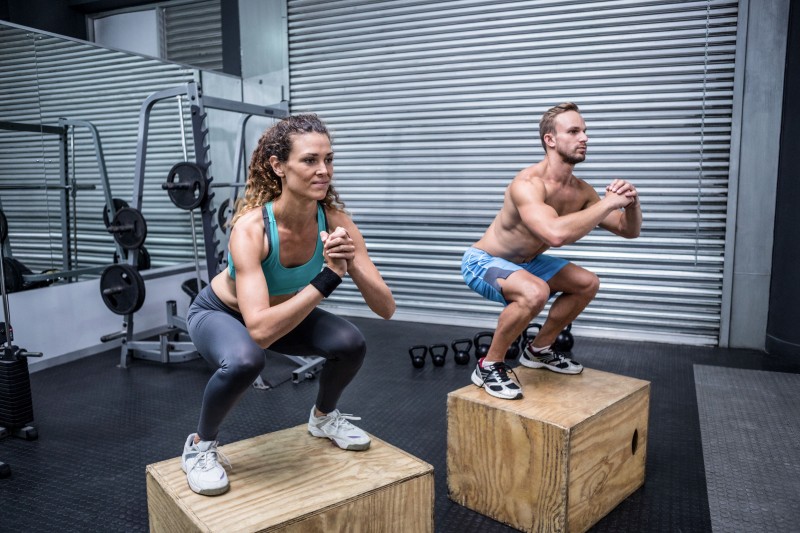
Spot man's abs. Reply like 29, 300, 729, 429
473, 218, 550, 264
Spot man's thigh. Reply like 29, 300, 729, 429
545, 262, 596, 294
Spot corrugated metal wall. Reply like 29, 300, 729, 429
164, 0, 224, 71
0, 23, 198, 273
287, 0, 738, 344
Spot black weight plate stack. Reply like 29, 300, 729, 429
0, 357, 34, 429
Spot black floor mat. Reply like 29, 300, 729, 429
1, 316, 799, 532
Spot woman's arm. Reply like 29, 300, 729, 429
230, 211, 344, 348
327, 210, 395, 319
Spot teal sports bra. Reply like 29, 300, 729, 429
227, 202, 327, 295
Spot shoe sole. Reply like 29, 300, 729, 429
181, 462, 230, 496
308, 428, 371, 451
519, 355, 583, 374
470, 370, 523, 400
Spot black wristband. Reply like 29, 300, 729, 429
310, 267, 342, 298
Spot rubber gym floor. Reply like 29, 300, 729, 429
1, 316, 798, 532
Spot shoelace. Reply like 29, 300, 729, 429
327, 412, 362, 432
189, 446, 232, 473
477, 362, 518, 387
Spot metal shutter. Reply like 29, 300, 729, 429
0, 24, 199, 273
163, 0, 224, 72
287, 0, 738, 345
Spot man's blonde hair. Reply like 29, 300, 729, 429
539, 102, 580, 151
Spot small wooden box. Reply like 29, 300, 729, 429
147, 425, 434, 533
447, 367, 649, 533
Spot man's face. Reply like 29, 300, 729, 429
549, 111, 588, 164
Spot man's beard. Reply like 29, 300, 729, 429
558, 146, 585, 165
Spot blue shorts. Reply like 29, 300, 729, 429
461, 247, 568, 305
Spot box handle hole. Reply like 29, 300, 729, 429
631, 429, 639, 455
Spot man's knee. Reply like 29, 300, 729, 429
581, 271, 601, 297
510, 279, 550, 312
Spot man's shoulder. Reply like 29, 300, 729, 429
512, 163, 547, 189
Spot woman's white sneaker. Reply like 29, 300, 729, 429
308, 408, 371, 451
181, 434, 230, 496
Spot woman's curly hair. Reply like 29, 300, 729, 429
230, 114, 345, 225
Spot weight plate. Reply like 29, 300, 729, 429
108, 207, 147, 250
113, 245, 151, 271
99, 263, 145, 315
165, 162, 207, 211
102, 198, 129, 228
217, 198, 233, 230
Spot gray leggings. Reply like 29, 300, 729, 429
186, 285, 367, 441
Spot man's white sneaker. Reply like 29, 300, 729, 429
308, 407, 371, 451
471, 359, 523, 400
520, 345, 583, 374
181, 433, 230, 496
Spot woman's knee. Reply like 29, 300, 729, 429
326, 326, 367, 366
222, 346, 265, 380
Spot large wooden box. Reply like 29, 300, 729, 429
447, 367, 649, 533
147, 425, 434, 532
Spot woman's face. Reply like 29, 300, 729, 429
272, 132, 333, 201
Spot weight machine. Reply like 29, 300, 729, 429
102, 82, 326, 385
0, 209, 43, 480
0, 119, 125, 287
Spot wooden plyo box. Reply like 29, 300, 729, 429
146, 425, 434, 533
447, 367, 650, 533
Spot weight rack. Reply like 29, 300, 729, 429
109, 82, 298, 371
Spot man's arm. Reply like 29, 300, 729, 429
512, 179, 631, 247
597, 179, 641, 238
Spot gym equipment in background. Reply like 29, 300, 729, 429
429, 344, 448, 367
451, 339, 472, 365
524, 322, 576, 353
0, 209, 44, 480
0, 119, 124, 289
472, 331, 493, 360
98, 83, 310, 383
554, 323, 575, 352
409, 345, 427, 368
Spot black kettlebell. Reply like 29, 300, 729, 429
409, 345, 427, 368
473, 331, 494, 360
553, 323, 574, 352
523, 323, 543, 348
429, 344, 448, 367
505, 335, 522, 360
451, 339, 472, 365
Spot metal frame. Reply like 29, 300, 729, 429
0, 119, 118, 283
117, 81, 307, 376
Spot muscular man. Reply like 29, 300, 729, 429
461, 102, 641, 400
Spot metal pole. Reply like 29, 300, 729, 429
177, 95, 203, 291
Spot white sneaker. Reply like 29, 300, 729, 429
307, 407, 371, 451
181, 434, 230, 496
520, 345, 583, 374
471, 359, 523, 400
